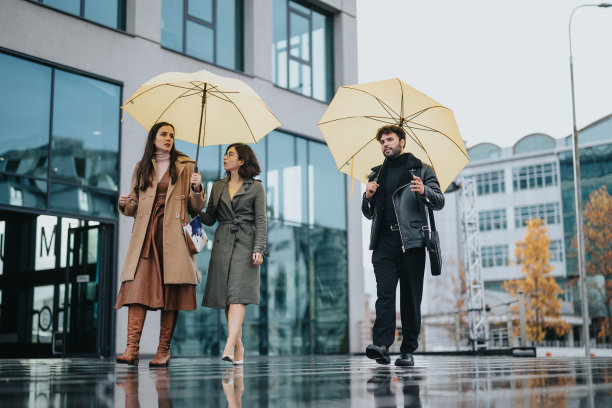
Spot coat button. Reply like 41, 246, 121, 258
175, 214, 179, 218
141, 195, 145, 200
138, 213, 142, 217
175, 196, 179, 200
235, 238, 239, 242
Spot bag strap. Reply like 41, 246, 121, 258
417, 167, 436, 233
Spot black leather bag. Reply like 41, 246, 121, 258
424, 205, 442, 276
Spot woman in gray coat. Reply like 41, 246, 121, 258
200, 143, 268, 365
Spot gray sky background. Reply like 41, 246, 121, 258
355, 0, 612, 149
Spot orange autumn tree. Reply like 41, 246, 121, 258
503, 218, 570, 343
581, 186, 612, 342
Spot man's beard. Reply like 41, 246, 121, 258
384, 146, 403, 158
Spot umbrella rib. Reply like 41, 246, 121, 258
124, 83, 206, 105
200, 84, 282, 137
150, 86, 200, 126
403, 125, 436, 169
199, 83, 259, 143
406, 120, 470, 161
318, 115, 397, 126
338, 138, 381, 172
339, 86, 402, 121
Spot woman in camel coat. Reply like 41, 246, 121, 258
115, 122, 205, 367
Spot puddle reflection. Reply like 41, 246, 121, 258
222, 367, 244, 408
366, 366, 422, 408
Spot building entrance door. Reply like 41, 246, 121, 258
0, 211, 115, 357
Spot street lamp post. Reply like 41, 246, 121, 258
568, 2, 611, 358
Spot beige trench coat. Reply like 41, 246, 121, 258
119, 156, 206, 285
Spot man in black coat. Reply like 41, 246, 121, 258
362, 125, 444, 366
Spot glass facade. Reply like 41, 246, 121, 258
513, 203, 561, 228
161, 0, 244, 71
172, 130, 348, 356
467, 143, 501, 161
513, 134, 555, 155
550, 239, 564, 263
273, 0, 333, 102
512, 163, 558, 191
481, 245, 508, 268
478, 209, 506, 232
565, 116, 612, 147
558, 142, 612, 278
470, 171, 505, 196
33, 0, 126, 30
0, 52, 121, 220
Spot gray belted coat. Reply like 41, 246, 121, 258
200, 176, 267, 309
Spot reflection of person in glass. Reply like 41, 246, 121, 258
115, 122, 205, 367
362, 125, 444, 366
200, 144, 268, 365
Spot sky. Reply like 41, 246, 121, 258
355, 0, 612, 149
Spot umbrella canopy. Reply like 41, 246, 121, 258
317, 78, 469, 191
121, 69, 281, 167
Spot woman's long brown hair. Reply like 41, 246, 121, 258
133, 122, 187, 194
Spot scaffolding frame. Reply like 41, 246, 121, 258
460, 177, 489, 350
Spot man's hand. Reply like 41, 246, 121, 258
365, 181, 379, 199
410, 175, 425, 195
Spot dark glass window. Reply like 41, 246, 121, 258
161, 0, 244, 71
273, 0, 333, 101
51, 70, 120, 189
34, 0, 126, 30
0, 53, 51, 179
0, 52, 121, 219
309, 140, 346, 230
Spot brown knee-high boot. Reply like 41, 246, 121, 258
116, 305, 147, 365
149, 310, 178, 367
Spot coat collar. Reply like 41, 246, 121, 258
370, 153, 423, 191
219, 176, 255, 210
370, 153, 422, 179
150, 155, 193, 199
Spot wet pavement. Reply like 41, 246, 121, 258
1, 355, 611, 407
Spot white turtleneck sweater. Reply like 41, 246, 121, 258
155, 151, 170, 182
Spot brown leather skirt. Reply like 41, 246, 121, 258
115, 202, 196, 311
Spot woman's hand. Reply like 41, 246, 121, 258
191, 172, 202, 191
118, 194, 131, 207
252, 252, 263, 266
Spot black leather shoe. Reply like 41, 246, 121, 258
366, 344, 391, 365
395, 352, 414, 366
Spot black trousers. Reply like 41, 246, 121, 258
372, 229, 426, 353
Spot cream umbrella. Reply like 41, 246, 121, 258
317, 78, 469, 193
122, 69, 281, 170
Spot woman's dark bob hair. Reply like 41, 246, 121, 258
225, 143, 261, 179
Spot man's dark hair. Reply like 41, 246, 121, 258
225, 143, 262, 179
375, 125, 406, 142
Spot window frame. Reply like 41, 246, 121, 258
0, 48, 122, 222
29, 0, 128, 32
274, 0, 334, 102
161, 0, 244, 71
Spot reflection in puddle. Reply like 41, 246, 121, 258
222, 367, 244, 408
366, 366, 422, 407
